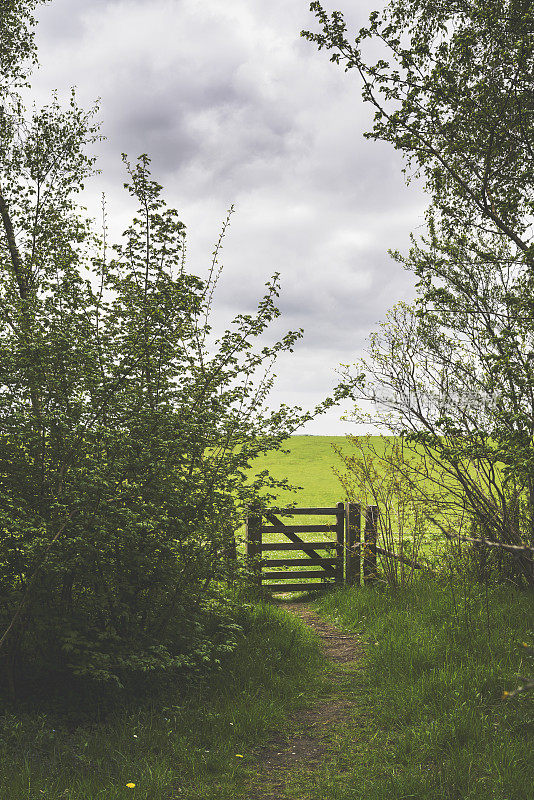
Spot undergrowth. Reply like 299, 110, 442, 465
310, 576, 534, 800
0, 598, 324, 800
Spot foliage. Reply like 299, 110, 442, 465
302, 0, 534, 585
0, 598, 324, 799
313, 577, 534, 799
302, 0, 533, 252
334, 435, 438, 586
0, 1, 344, 699
0, 0, 49, 92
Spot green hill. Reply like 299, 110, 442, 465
253, 434, 393, 508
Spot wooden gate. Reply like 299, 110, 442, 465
246, 503, 346, 592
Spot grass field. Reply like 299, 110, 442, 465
308, 580, 534, 800
2, 579, 532, 800
252, 434, 360, 508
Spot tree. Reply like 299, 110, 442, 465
0, 1, 343, 700
302, 0, 533, 256
1, 0, 47, 91
302, 1, 534, 584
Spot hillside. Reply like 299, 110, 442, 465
253, 435, 393, 508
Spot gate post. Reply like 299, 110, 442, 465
335, 502, 345, 585
363, 505, 378, 585
246, 504, 262, 586
345, 502, 361, 586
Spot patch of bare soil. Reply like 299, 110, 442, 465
246, 601, 365, 800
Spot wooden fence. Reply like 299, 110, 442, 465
246, 504, 345, 592
246, 502, 383, 591
244, 501, 534, 592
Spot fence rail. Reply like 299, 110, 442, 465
244, 500, 534, 593
246, 502, 366, 592
443, 531, 534, 556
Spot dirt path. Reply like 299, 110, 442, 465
245, 601, 366, 800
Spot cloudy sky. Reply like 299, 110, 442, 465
32, 0, 428, 435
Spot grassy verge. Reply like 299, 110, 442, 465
0, 599, 324, 800
304, 577, 534, 800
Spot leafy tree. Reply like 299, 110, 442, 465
0, 0, 342, 701
302, 1, 534, 586
1, 0, 46, 91
334, 435, 435, 587
302, 0, 532, 256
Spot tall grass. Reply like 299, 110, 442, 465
0, 599, 324, 800
310, 576, 534, 800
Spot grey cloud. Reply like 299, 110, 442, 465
35, 0, 106, 40
31, 0, 425, 434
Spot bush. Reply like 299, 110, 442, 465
0, 1, 345, 700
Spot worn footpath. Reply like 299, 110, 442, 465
245, 601, 366, 800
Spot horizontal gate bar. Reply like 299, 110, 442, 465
259, 541, 338, 551
271, 507, 339, 515
263, 557, 338, 567
263, 569, 335, 579
266, 582, 335, 592
261, 524, 334, 534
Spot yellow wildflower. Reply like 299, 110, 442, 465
126, 783, 136, 789
235, 754, 244, 758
